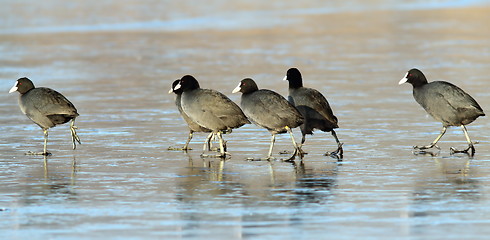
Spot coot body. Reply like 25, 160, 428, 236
169, 80, 213, 151
233, 78, 304, 160
175, 75, 249, 157
399, 68, 484, 156
9, 77, 81, 155
283, 68, 343, 157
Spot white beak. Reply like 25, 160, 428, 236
232, 83, 241, 93
174, 82, 182, 90
398, 72, 408, 85
283, 75, 287, 81
168, 87, 174, 94
8, 81, 18, 93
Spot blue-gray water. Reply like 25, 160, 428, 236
1, 1, 490, 239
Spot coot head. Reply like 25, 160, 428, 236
175, 75, 200, 92
399, 68, 428, 87
9, 77, 35, 94
232, 78, 259, 94
283, 68, 303, 88
169, 80, 182, 94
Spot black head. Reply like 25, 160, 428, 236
283, 68, 303, 89
9, 77, 35, 94
232, 78, 259, 94
399, 68, 428, 88
175, 75, 200, 92
169, 79, 182, 94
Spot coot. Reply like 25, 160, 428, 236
169, 80, 214, 151
399, 68, 485, 156
9, 77, 81, 155
233, 78, 305, 161
283, 68, 343, 158
175, 75, 250, 158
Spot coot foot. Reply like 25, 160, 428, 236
413, 126, 446, 152
413, 143, 441, 151
413, 143, 441, 156
283, 148, 298, 162
325, 143, 343, 159
449, 144, 475, 156
283, 146, 305, 162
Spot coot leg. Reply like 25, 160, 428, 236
217, 131, 227, 158
285, 126, 304, 161
181, 130, 194, 150
414, 126, 446, 150
43, 129, 49, 155
203, 133, 222, 152
297, 133, 309, 155
201, 132, 228, 158
26, 129, 51, 155
204, 133, 222, 152
266, 134, 276, 160
70, 119, 81, 150
449, 125, 476, 156
168, 130, 200, 151
169, 132, 217, 152
221, 133, 227, 153
203, 132, 214, 152
325, 130, 343, 158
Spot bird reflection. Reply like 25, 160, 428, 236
20, 155, 79, 206
412, 148, 476, 158
175, 152, 237, 203
265, 159, 340, 206
289, 160, 339, 205
410, 156, 480, 219
412, 149, 441, 157
174, 152, 342, 237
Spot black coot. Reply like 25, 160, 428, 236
283, 68, 343, 158
9, 77, 81, 155
399, 68, 485, 156
233, 78, 305, 161
175, 75, 250, 158
169, 80, 214, 151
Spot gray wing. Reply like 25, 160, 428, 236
182, 89, 249, 130
290, 87, 338, 124
416, 81, 484, 125
200, 89, 250, 127
28, 88, 78, 116
243, 90, 303, 130
429, 82, 483, 113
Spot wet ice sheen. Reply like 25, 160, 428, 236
1, 0, 490, 239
